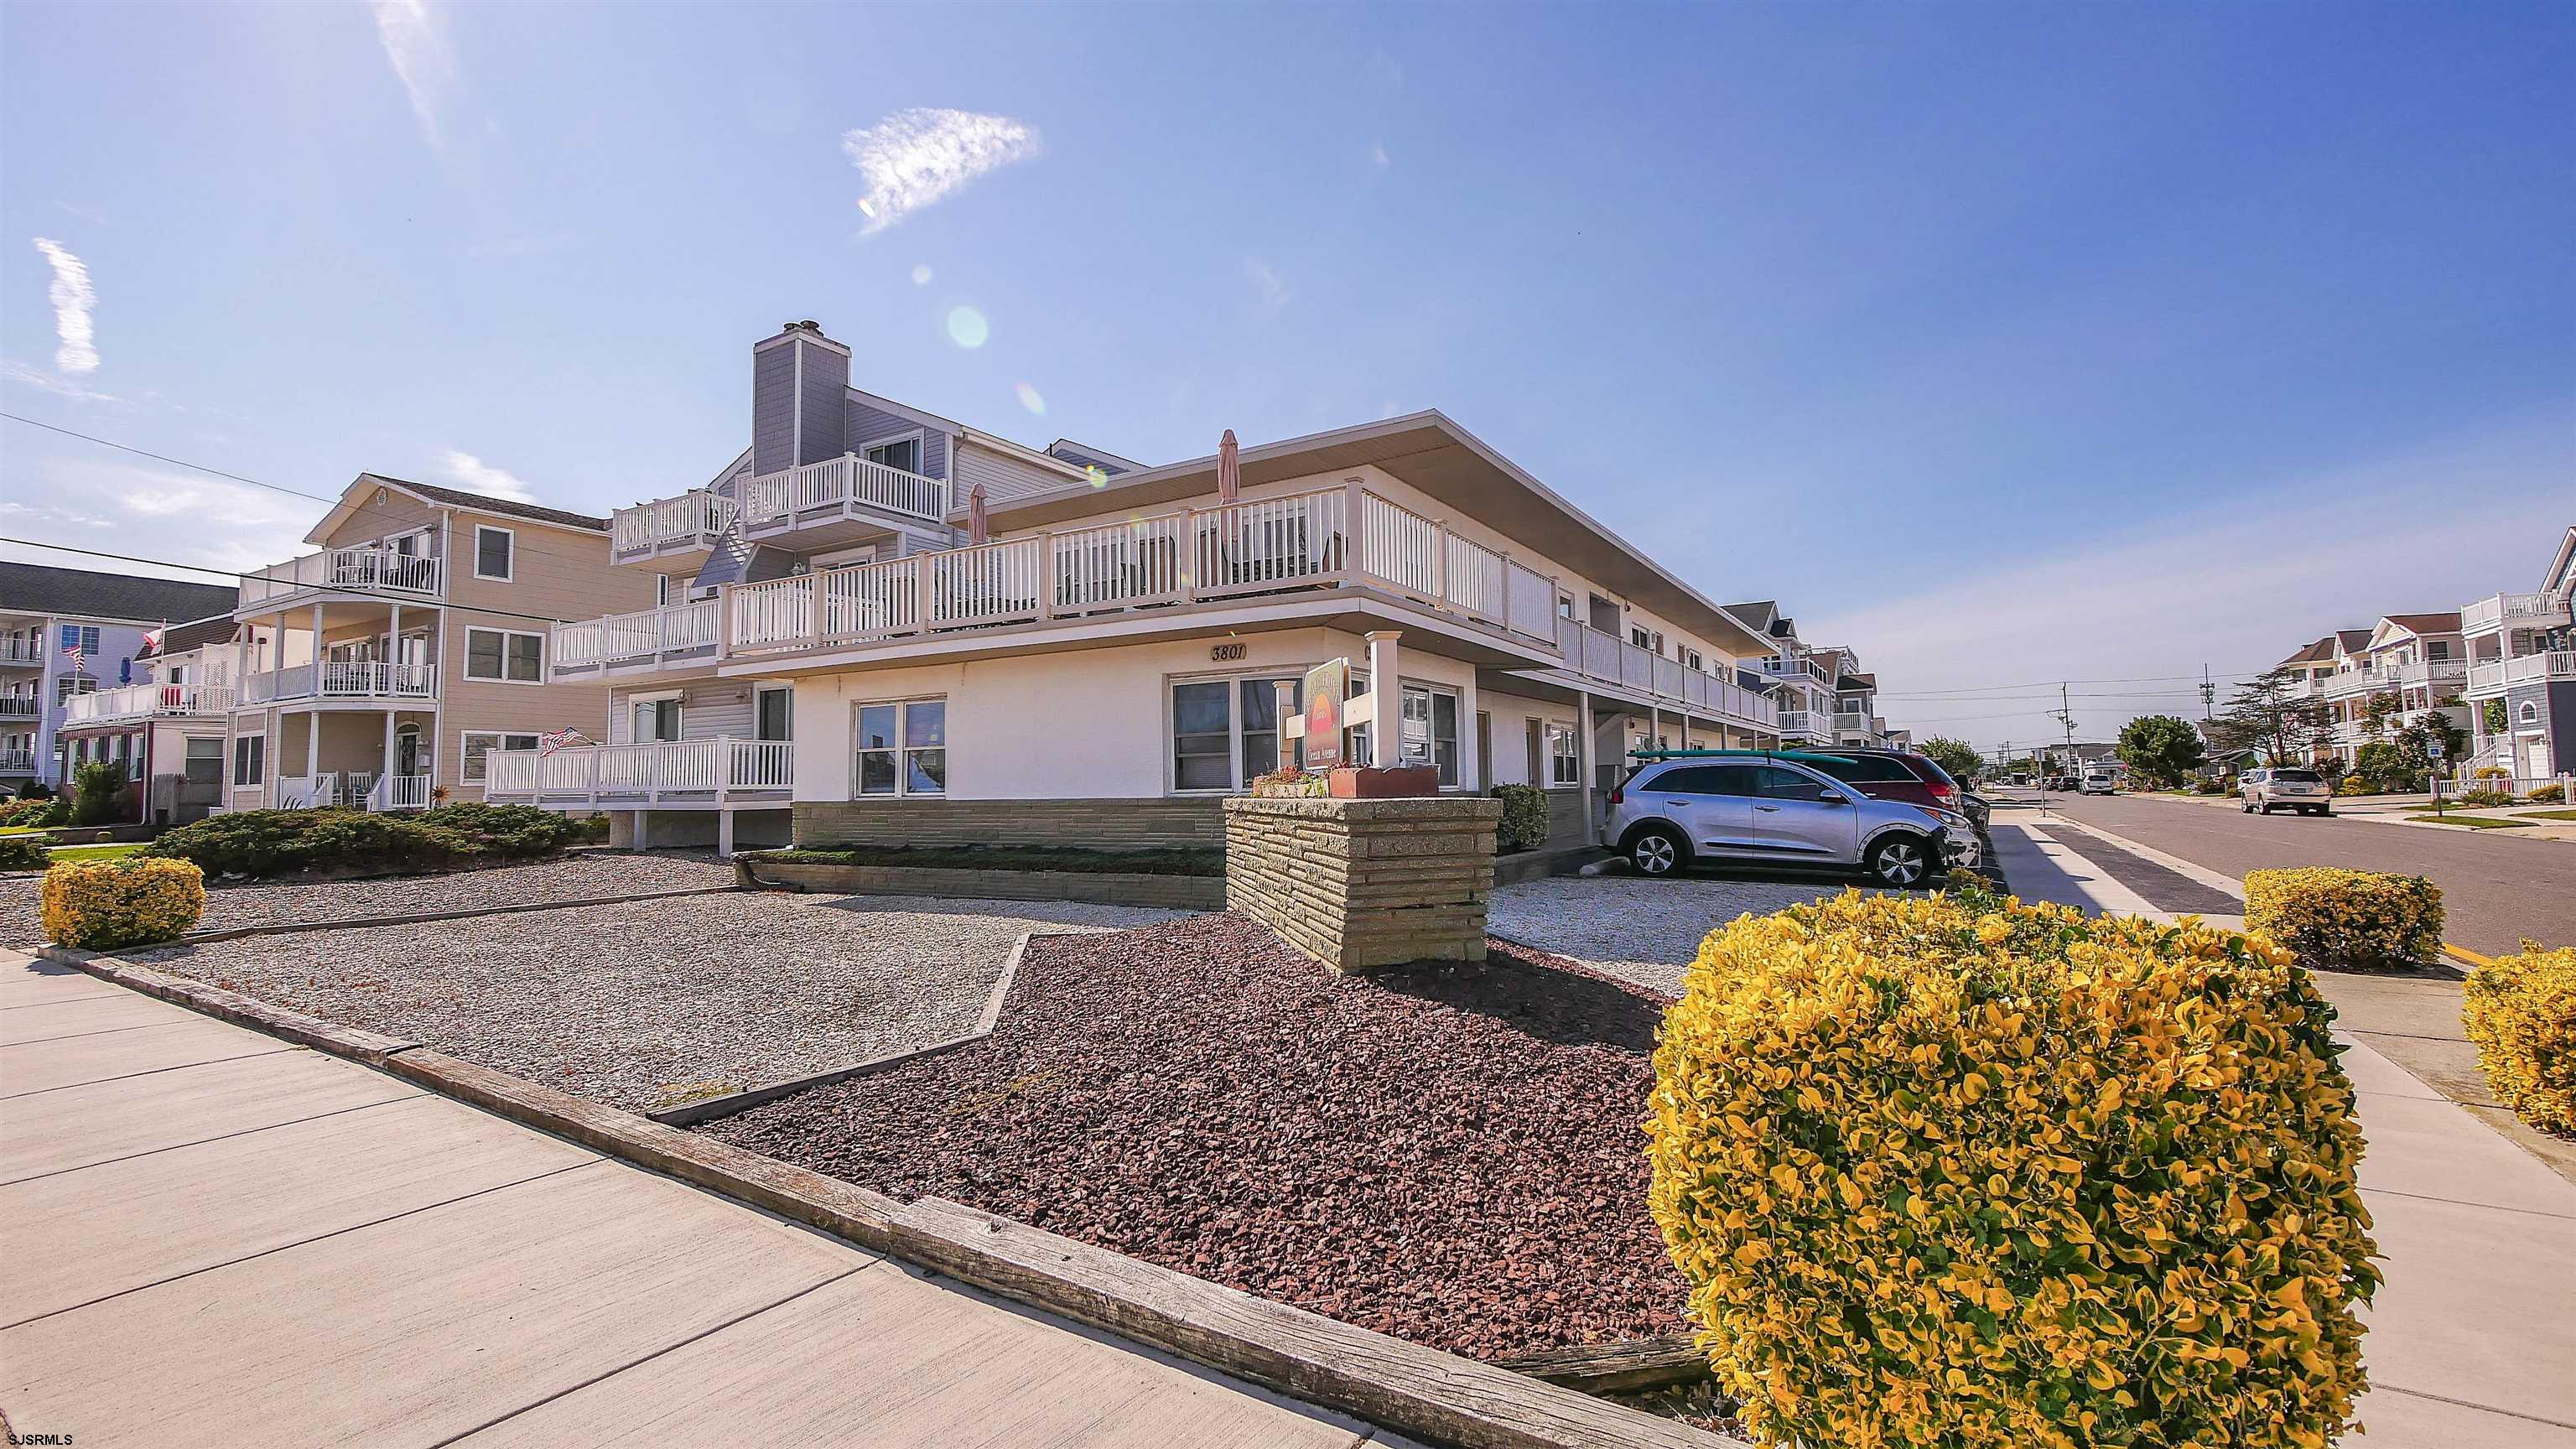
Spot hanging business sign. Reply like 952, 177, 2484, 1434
1301, 658, 1348, 770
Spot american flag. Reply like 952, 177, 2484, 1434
63, 641, 83, 676
538, 727, 593, 757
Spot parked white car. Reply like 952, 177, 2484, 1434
2241, 766, 2332, 817
1602, 754, 1978, 886
2080, 769, 2117, 795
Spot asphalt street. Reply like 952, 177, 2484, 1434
2037, 792, 2572, 956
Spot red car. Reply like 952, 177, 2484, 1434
1784, 748, 1966, 818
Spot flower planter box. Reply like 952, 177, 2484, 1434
740, 860, 1223, 911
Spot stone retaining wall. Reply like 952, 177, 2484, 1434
742, 860, 1222, 911
793, 798, 1224, 850
1223, 796, 1501, 972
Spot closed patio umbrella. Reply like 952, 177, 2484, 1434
967, 482, 989, 544
1218, 428, 1239, 504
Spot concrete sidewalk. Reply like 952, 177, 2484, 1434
0, 949, 1397, 1448
1989, 821, 2576, 1446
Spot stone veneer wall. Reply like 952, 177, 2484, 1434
793, 797, 1225, 849
1222, 796, 1502, 973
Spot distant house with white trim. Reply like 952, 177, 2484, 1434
0, 562, 239, 792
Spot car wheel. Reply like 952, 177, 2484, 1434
2258, 802, 2273, 814
1867, 834, 1932, 888
2241, 798, 2255, 813
1627, 824, 1686, 878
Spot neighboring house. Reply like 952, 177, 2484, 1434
490, 319, 1789, 854
2320, 612, 2469, 766
216, 475, 656, 813
1730, 600, 1840, 745
54, 615, 242, 824
2461, 525, 2576, 781
0, 563, 241, 792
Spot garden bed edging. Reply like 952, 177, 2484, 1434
738, 859, 1223, 910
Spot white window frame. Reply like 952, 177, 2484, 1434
1396, 681, 1462, 787
1545, 720, 1581, 789
1166, 670, 1316, 795
755, 683, 794, 742
655, 574, 673, 607
628, 689, 684, 743
859, 429, 926, 476
459, 730, 543, 783
233, 731, 266, 787
472, 524, 517, 582
463, 626, 545, 685
852, 694, 947, 797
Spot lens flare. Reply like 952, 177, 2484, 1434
945, 305, 989, 348
1089, 466, 1110, 490
911, 263, 934, 286
1015, 382, 1046, 415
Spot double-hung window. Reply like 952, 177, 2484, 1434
460, 730, 542, 782
232, 733, 265, 787
474, 526, 515, 581
1546, 721, 1581, 787
465, 627, 543, 683
1395, 683, 1461, 787
1171, 676, 1305, 792
855, 698, 945, 796
59, 625, 100, 655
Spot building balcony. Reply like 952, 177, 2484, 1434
610, 490, 738, 566
482, 738, 793, 808
273, 771, 433, 812
552, 599, 723, 676
240, 545, 443, 610
0, 695, 40, 720
736, 453, 952, 548
2461, 590, 2571, 636
2469, 650, 2576, 696
0, 637, 40, 667
239, 661, 438, 707
1777, 709, 1823, 740
0, 750, 35, 775
62, 681, 235, 727
1545, 617, 1776, 730
1757, 654, 1832, 685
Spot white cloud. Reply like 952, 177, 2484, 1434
842, 109, 1041, 235
371, 0, 454, 147
0, 454, 314, 581
31, 239, 98, 373
1368, 141, 1391, 172
438, 449, 535, 502
1794, 419, 2574, 752
1, 358, 119, 404
1244, 257, 1292, 321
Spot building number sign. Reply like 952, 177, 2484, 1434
1210, 641, 1248, 662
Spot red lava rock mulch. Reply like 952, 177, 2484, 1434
701, 911, 1691, 1358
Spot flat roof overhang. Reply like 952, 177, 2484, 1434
717, 586, 1556, 682
1482, 666, 1781, 729
979, 412, 1774, 660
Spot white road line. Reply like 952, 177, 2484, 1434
2040, 812, 2247, 901
1990, 822, 2174, 923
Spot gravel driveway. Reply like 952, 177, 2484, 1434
2, 850, 735, 948
128, 891, 1184, 1112
1488, 875, 1881, 996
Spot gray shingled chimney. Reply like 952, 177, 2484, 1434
750, 320, 850, 476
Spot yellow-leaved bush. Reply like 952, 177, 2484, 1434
1648, 888, 2379, 1449
2244, 867, 2443, 971
40, 858, 205, 950
2462, 943, 2576, 1135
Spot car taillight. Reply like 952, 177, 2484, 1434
1610, 782, 1624, 807
1926, 781, 1955, 801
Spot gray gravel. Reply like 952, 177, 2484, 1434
1488, 875, 1883, 997
127, 890, 1186, 1112
2, 850, 735, 948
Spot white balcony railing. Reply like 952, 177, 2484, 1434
0, 695, 40, 719
1758, 655, 1831, 684
740, 454, 949, 530
1541, 615, 1775, 729
553, 600, 724, 673
0, 638, 41, 667
720, 485, 1565, 661
241, 545, 442, 607
275, 772, 337, 809
2469, 650, 2576, 694
482, 738, 793, 805
1778, 709, 1820, 737
369, 773, 432, 811
611, 490, 738, 560
0, 750, 36, 774
61, 681, 235, 725
2461, 591, 2572, 635
240, 661, 437, 704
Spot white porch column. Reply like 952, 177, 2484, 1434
1364, 631, 1401, 769
382, 709, 396, 800
717, 808, 736, 859
387, 602, 403, 692
1649, 704, 1660, 752
1576, 686, 1596, 832
304, 709, 319, 781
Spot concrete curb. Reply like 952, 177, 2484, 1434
41, 943, 1741, 1449
645, 929, 1059, 1128
173, 883, 745, 945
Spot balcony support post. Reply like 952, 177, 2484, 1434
382, 709, 396, 805
304, 706, 319, 784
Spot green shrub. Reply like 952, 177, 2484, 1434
0, 795, 68, 828
1648, 890, 2378, 1448
2531, 782, 2566, 804
417, 801, 589, 858
71, 760, 132, 827
42, 857, 206, 949
2245, 867, 2444, 970
2453, 790, 2513, 808
0, 835, 49, 871
143, 808, 479, 879
1489, 783, 1549, 853
2464, 943, 2576, 1135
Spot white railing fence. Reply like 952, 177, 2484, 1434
484, 739, 794, 802
612, 490, 738, 556
557, 600, 724, 668
242, 545, 442, 605
1196, 489, 1349, 600
62, 682, 236, 724
371, 774, 431, 811
740, 454, 948, 526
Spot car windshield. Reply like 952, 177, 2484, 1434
2274, 769, 2322, 783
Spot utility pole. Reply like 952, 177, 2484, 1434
2199, 663, 2215, 722
2053, 683, 2079, 780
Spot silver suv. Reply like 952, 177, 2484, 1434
1602, 756, 1978, 886
2241, 766, 2332, 817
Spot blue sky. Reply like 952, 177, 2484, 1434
4, 3, 2569, 749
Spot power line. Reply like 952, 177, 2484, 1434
0, 536, 583, 629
